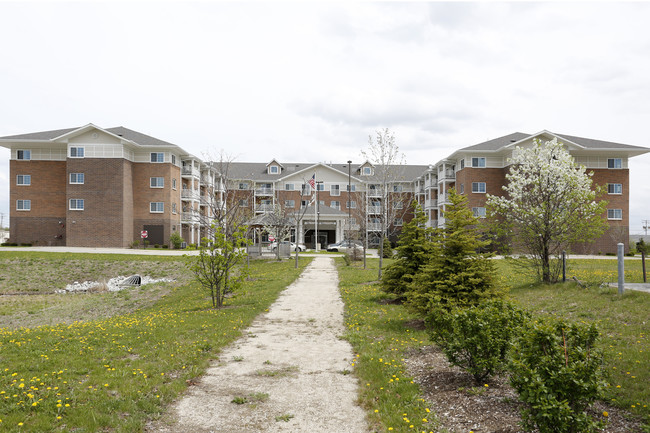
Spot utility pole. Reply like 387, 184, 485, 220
643, 219, 650, 236
347, 160, 352, 244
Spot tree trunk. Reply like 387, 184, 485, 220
378, 230, 384, 279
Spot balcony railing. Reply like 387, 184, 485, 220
367, 223, 382, 231
425, 199, 438, 209
442, 170, 455, 180
368, 205, 382, 214
181, 190, 200, 200
181, 167, 200, 178
255, 187, 274, 196
256, 204, 274, 212
368, 189, 382, 198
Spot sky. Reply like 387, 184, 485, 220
1, 1, 650, 234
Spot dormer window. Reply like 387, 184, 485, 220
269, 165, 279, 174
362, 167, 372, 175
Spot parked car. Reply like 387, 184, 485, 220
326, 240, 363, 252
270, 241, 306, 252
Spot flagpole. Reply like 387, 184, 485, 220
314, 186, 318, 251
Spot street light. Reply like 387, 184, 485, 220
315, 181, 323, 251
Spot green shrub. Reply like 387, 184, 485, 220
509, 318, 607, 433
170, 231, 183, 249
130, 240, 140, 249
342, 253, 351, 266
426, 299, 530, 384
162, 244, 169, 249
19, 243, 32, 247
154, 244, 160, 248
381, 237, 393, 258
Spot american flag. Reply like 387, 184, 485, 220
308, 174, 316, 189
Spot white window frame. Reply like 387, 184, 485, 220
331, 200, 340, 210
69, 147, 85, 158
460, 183, 464, 194
608, 183, 622, 195
69, 173, 84, 184
471, 157, 486, 168
150, 177, 165, 188
239, 199, 248, 207
171, 154, 176, 165
607, 209, 622, 220
608, 158, 622, 169
394, 218, 403, 226
17, 150, 31, 160
301, 200, 309, 209
347, 200, 357, 209
150, 202, 164, 213
472, 207, 487, 218
150, 152, 164, 163
460, 159, 465, 170
331, 184, 340, 196
393, 184, 403, 192
239, 182, 249, 190
16, 174, 31, 186
172, 178, 177, 190
317, 183, 325, 191
362, 167, 372, 175
16, 199, 31, 211
285, 183, 294, 191
347, 184, 356, 192
302, 184, 311, 195
269, 165, 279, 174
69, 199, 84, 211
472, 182, 486, 193
285, 199, 295, 208
318, 200, 325, 206
172, 202, 177, 214
393, 201, 404, 209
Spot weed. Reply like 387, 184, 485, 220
275, 414, 294, 422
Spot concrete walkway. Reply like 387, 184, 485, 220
147, 256, 368, 433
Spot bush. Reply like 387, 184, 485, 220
19, 243, 32, 247
426, 300, 530, 384
170, 231, 183, 249
509, 318, 607, 433
154, 244, 160, 248
342, 254, 351, 266
162, 244, 169, 249
130, 240, 140, 249
1, 242, 18, 247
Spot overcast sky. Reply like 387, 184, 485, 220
2, 1, 650, 234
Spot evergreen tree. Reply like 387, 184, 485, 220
382, 202, 432, 296
407, 189, 502, 316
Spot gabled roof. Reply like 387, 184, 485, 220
459, 130, 647, 153
266, 159, 284, 168
0, 124, 180, 148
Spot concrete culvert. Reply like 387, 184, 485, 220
121, 275, 142, 286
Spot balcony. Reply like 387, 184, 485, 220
368, 189, 382, 198
426, 219, 438, 228
440, 170, 455, 181
256, 204, 274, 213
255, 187, 274, 196
181, 212, 198, 223
367, 222, 382, 231
181, 166, 200, 178
181, 190, 200, 200
425, 199, 438, 209
368, 205, 382, 214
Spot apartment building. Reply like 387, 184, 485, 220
2, 125, 647, 252
0, 124, 218, 247
413, 130, 649, 253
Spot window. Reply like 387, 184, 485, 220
608, 183, 622, 194
473, 207, 487, 218
347, 200, 357, 209
69, 199, 84, 210
172, 178, 177, 190
239, 199, 248, 207
393, 201, 403, 209
301, 200, 309, 208
608, 158, 622, 169
318, 200, 325, 206
239, 182, 249, 190
346, 184, 356, 192
362, 167, 372, 175
472, 157, 486, 168
460, 183, 464, 194
150, 177, 165, 188
285, 200, 295, 208
172, 203, 177, 214
331, 201, 340, 210
301, 184, 311, 195
269, 165, 279, 174
70, 147, 84, 158
150, 202, 164, 213
472, 182, 486, 193
460, 159, 465, 170
331, 185, 340, 196
151, 152, 164, 163
16, 175, 31, 185
393, 184, 403, 192
394, 218, 403, 226
317, 183, 325, 191
171, 154, 176, 165
607, 209, 622, 220
285, 183, 294, 191
16, 199, 31, 211
17, 150, 31, 160
69, 173, 84, 184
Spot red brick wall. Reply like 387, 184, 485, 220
9, 160, 67, 245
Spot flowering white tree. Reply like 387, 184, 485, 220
487, 138, 607, 283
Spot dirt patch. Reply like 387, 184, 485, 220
406, 345, 645, 433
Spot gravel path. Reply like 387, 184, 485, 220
148, 256, 368, 433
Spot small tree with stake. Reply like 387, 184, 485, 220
190, 224, 250, 309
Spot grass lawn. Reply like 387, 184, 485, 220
338, 258, 437, 433
337, 257, 649, 432
0, 252, 310, 432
